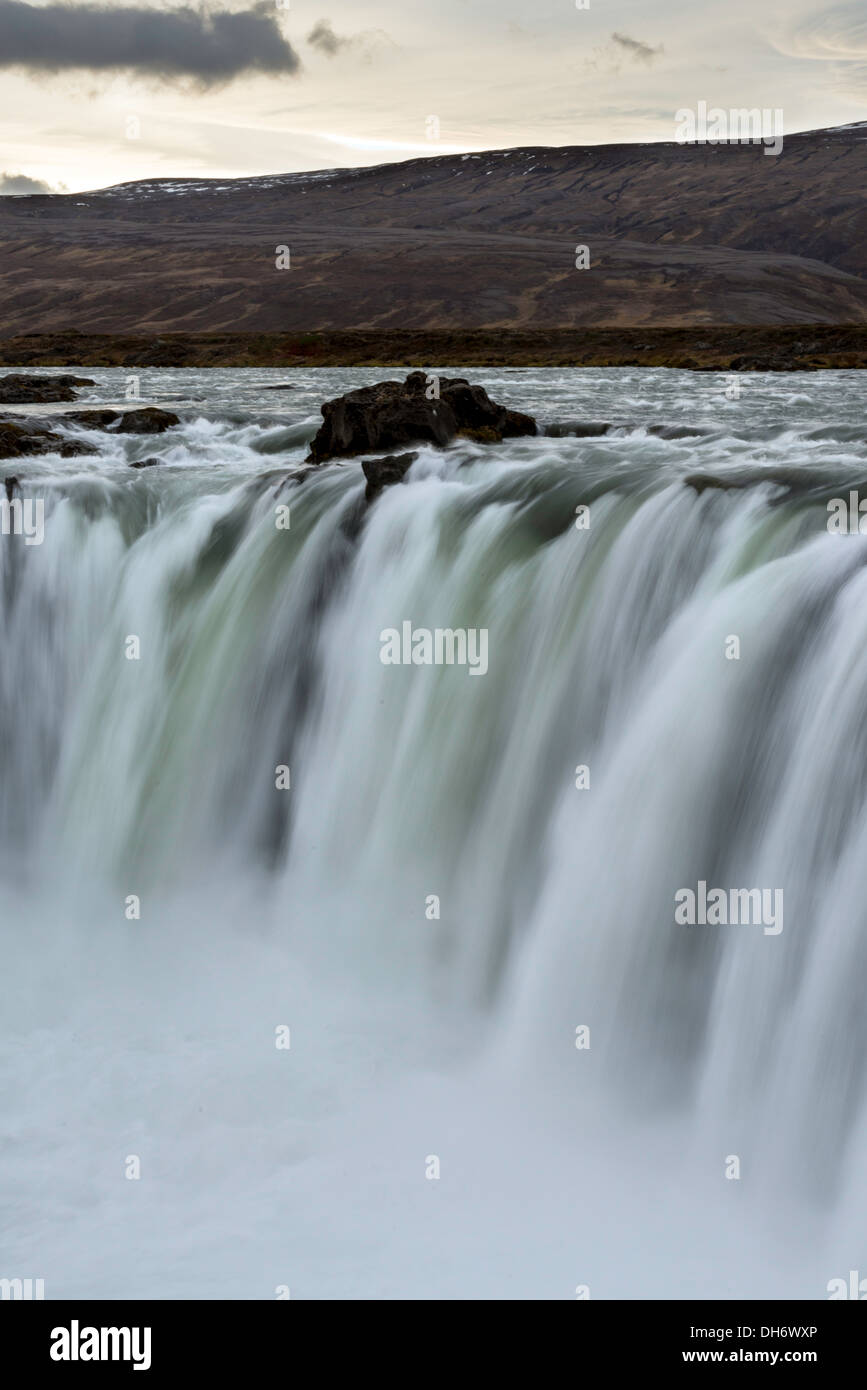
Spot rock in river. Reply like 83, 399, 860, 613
65, 406, 180, 434
0, 374, 95, 404
0, 419, 92, 459
361, 452, 419, 498
306, 372, 536, 463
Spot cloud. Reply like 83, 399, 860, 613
0, 170, 59, 194
610, 33, 664, 66
585, 32, 664, 75
0, 1, 301, 85
307, 19, 347, 57
768, 3, 867, 102
773, 5, 867, 62
306, 18, 395, 61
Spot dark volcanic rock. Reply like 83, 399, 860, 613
684, 467, 832, 499
115, 407, 180, 434
65, 409, 124, 428
306, 372, 536, 463
0, 419, 92, 458
129, 456, 161, 469
647, 424, 713, 439
63, 406, 178, 433
544, 421, 612, 438
0, 373, 95, 404
362, 452, 419, 498
684, 473, 736, 494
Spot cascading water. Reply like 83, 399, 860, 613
2, 366, 866, 1297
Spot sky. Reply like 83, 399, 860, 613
0, 0, 865, 194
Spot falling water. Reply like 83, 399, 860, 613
1, 366, 865, 1297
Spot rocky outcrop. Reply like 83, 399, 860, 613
129, 457, 161, 469
116, 407, 179, 434
0, 374, 95, 404
361, 452, 419, 499
0, 420, 92, 459
64, 410, 123, 429
65, 406, 179, 434
647, 424, 713, 439
544, 422, 611, 438
306, 372, 536, 463
684, 468, 829, 499
0, 405, 178, 460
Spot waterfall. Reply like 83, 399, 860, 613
2, 366, 865, 1297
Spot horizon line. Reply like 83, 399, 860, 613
4, 118, 866, 200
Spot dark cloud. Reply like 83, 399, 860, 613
306, 18, 395, 61
0, 170, 56, 194
611, 33, 663, 66
307, 19, 347, 57
0, 1, 301, 84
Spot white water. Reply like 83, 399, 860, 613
2, 367, 866, 1298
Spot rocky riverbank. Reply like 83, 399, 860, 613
0, 375, 180, 457
0, 327, 865, 370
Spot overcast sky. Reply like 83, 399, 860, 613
1, 0, 865, 194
